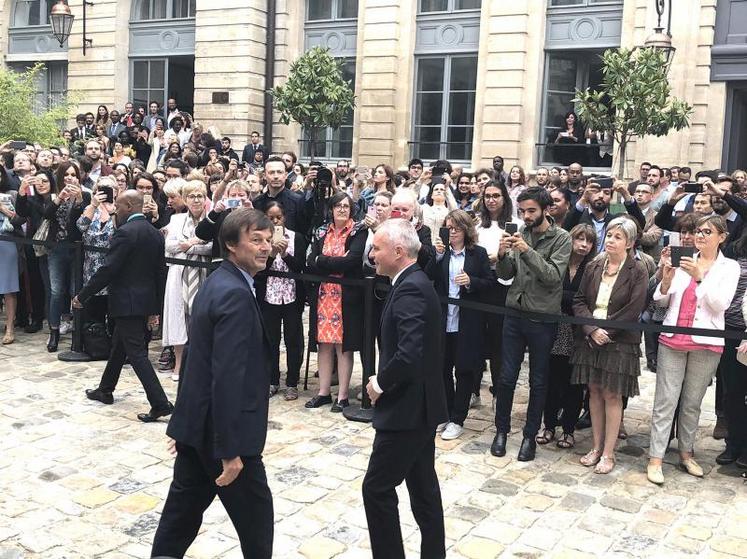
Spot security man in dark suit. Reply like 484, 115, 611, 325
363, 218, 448, 559
74, 190, 173, 422
151, 208, 275, 559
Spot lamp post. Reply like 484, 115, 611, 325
50, 0, 93, 55
643, 0, 675, 69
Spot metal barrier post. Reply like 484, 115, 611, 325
58, 241, 91, 362
343, 276, 375, 423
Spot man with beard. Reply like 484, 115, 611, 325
628, 161, 652, 194
492, 154, 508, 185
253, 156, 307, 233
74, 190, 173, 421
335, 159, 351, 188
84, 140, 112, 183
220, 137, 240, 161
491, 187, 571, 462
534, 167, 550, 188
563, 180, 645, 253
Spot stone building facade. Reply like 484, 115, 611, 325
1, 0, 745, 177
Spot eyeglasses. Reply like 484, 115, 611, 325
484, 194, 502, 200
695, 228, 714, 237
186, 194, 205, 201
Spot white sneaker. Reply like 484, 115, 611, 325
59, 320, 73, 335
470, 393, 481, 408
441, 422, 464, 440
436, 421, 449, 433
171, 373, 180, 382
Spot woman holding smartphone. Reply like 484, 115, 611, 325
255, 201, 308, 401
43, 162, 90, 352
0, 167, 20, 344
76, 176, 117, 327
647, 215, 740, 484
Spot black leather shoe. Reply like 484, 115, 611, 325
736, 450, 747, 469
716, 447, 740, 465
137, 402, 174, 423
331, 398, 349, 413
47, 328, 60, 352
24, 320, 43, 334
491, 432, 507, 457
85, 388, 113, 405
305, 394, 333, 409
517, 437, 537, 462
576, 410, 591, 430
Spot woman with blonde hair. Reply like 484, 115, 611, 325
162, 180, 212, 380
571, 217, 649, 474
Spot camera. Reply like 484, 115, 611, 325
316, 167, 333, 189
226, 198, 241, 209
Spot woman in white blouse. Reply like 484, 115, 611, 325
421, 180, 457, 245
162, 180, 212, 381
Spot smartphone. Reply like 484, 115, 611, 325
273, 225, 284, 244
668, 232, 680, 247
390, 209, 403, 219
670, 246, 695, 267
684, 182, 701, 194
143, 193, 153, 206
225, 198, 241, 209
504, 222, 518, 235
662, 235, 670, 248
595, 177, 614, 189
99, 185, 114, 204
366, 205, 377, 219
10, 141, 26, 150
439, 227, 450, 247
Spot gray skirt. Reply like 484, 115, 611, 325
570, 340, 641, 398
0, 239, 19, 295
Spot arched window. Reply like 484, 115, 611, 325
133, 0, 195, 20
11, 0, 53, 27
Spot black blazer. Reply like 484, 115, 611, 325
373, 264, 448, 431
195, 207, 230, 259
427, 244, 495, 371
77, 215, 166, 318
306, 222, 367, 352
563, 199, 646, 232
241, 143, 265, 165
253, 188, 308, 237
255, 228, 308, 304
167, 260, 272, 460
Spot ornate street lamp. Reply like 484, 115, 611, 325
643, 0, 675, 68
49, 0, 93, 55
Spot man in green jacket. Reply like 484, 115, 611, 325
491, 187, 572, 462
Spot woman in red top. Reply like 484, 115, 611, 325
306, 192, 367, 412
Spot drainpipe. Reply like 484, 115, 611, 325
263, 0, 276, 154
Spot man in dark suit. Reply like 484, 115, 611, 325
151, 208, 275, 559
106, 110, 127, 142
74, 190, 173, 421
363, 219, 448, 559
253, 156, 307, 234
241, 130, 265, 165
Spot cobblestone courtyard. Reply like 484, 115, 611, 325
1, 324, 746, 559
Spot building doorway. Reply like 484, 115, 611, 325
723, 83, 747, 172
131, 56, 194, 117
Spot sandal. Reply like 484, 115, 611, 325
557, 432, 575, 449
618, 423, 628, 440
580, 448, 602, 467
594, 455, 616, 474
535, 428, 556, 445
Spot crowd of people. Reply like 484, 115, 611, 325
1, 100, 747, 486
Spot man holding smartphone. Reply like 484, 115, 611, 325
492, 187, 571, 462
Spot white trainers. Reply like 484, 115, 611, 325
436, 421, 449, 433
470, 393, 481, 408
59, 320, 73, 335
441, 422, 464, 440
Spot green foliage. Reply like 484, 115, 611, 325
574, 47, 692, 178
271, 47, 356, 159
0, 63, 74, 146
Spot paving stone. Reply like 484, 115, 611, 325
559, 492, 596, 512
113, 492, 161, 515
709, 536, 747, 558
123, 512, 161, 537
73, 486, 120, 508
599, 494, 643, 514
299, 536, 346, 559
514, 494, 554, 512
109, 477, 147, 494
456, 537, 503, 558
480, 478, 520, 497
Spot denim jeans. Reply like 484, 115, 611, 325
47, 245, 75, 329
494, 315, 557, 438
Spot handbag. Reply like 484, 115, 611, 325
32, 219, 51, 257
82, 321, 112, 360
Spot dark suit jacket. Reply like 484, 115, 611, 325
253, 188, 308, 236
373, 264, 448, 431
427, 245, 495, 371
241, 143, 265, 165
77, 215, 166, 318
572, 255, 649, 345
167, 260, 272, 460
105, 123, 127, 142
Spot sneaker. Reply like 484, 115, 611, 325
436, 421, 449, 433
59, 320, 73, 335
441, 422, 464, 440
470, 393, 481, 409
284, 387, 299, 401
171, 373, 179, 382
269, 385, 279, 397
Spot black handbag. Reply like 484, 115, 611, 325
83, 322, 111, 360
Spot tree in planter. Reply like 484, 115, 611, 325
574, 47, 692, 180
271, 47, 356, 160
0, 63, 75, 146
